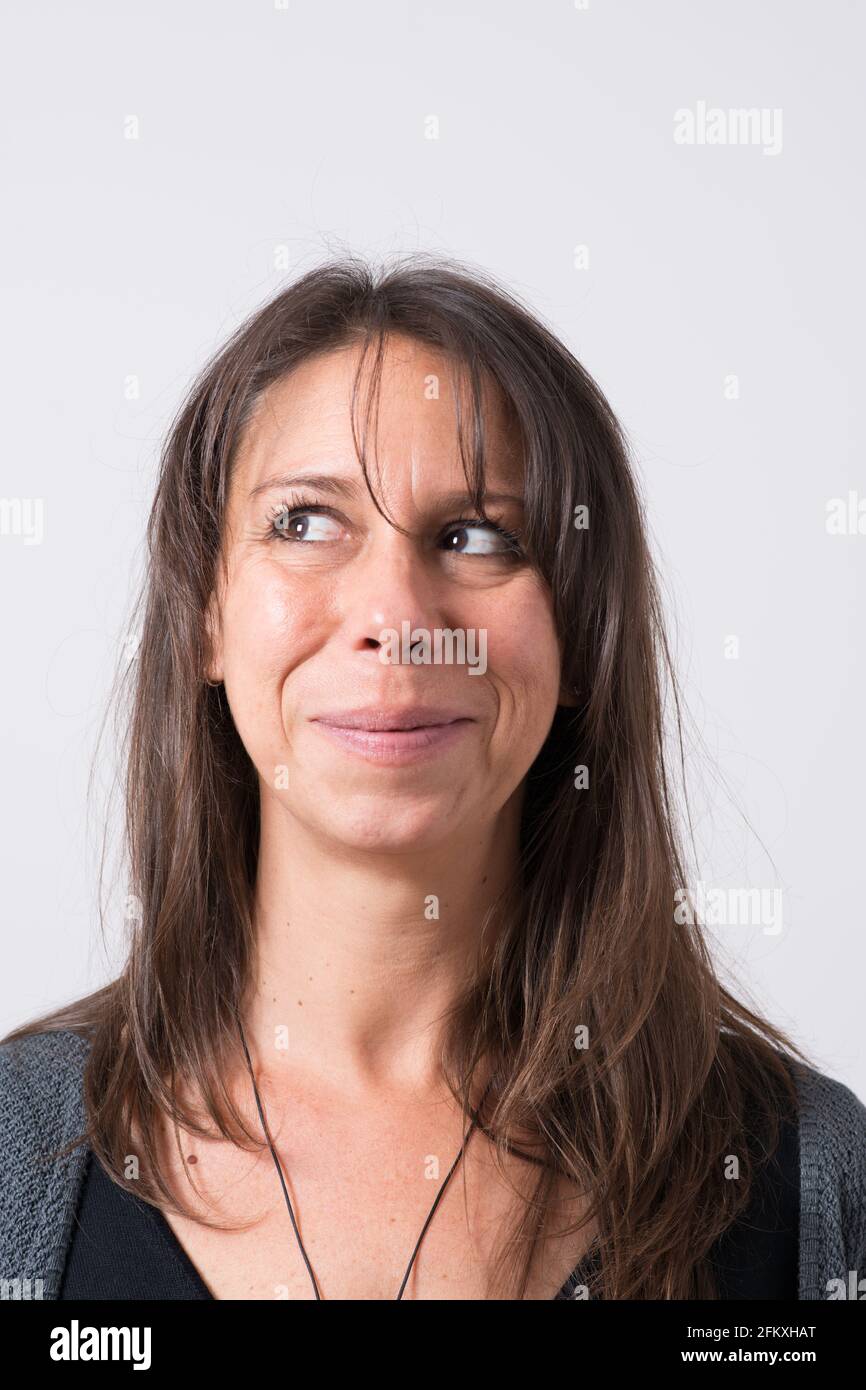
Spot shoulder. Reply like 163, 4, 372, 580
789, 1058, 866, 1298
793, 1058, 866, 1193
0, 1027, 92, 1142
0, 1028, 92, 1299
0, 1024, 92, 1087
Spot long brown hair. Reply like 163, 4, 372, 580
4, 251, 811, 1298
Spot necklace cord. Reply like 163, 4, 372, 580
236, 1012, 497, 1300
237, 1015, 323, 1298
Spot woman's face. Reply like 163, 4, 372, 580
207, 333, 568, 853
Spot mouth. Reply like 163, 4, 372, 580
309, 708, 476, 764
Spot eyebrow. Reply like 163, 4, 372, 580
247, 471, 524, 510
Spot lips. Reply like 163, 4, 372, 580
311, 706, 473, 732
308, 706, 476, 765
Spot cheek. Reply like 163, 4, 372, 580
486, 584, 561, 702
480, 584, 562, 758
218, 565, 327, 789
223, 564, 311, 671
219, 566, 319, 747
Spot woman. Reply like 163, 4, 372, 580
1, 254, 864, 1301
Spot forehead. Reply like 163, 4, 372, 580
230, 333, 523, 501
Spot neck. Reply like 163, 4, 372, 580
240, 794, 521, 1100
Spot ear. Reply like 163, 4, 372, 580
203, 592, 224, 685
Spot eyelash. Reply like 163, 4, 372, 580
262, 493, 525, 557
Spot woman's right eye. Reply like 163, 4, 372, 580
269, 504, 343, 543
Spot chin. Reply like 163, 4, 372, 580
306, 794, 467, 855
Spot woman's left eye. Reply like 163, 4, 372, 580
441, 521, 523, 556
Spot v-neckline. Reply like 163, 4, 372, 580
78, 1147, 600, 1299
148, 1194, 600, 1300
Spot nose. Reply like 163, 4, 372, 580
339, 524, 446, 662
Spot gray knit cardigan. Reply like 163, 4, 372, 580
2, 1028, 866, 1300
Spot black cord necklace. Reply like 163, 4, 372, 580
236, 1015, 496, 1300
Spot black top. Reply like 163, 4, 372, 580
59, 1106, 799, 1301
